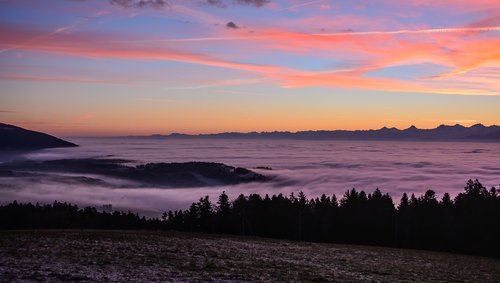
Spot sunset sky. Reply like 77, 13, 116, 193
1, 0, 499, 136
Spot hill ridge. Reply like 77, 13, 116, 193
0, 123, 78, 150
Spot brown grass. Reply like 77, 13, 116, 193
0, 230, 499, 282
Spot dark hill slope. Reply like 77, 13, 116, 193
0, 123, 77, 150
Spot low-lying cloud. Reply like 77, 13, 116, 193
1, 137, 499, 218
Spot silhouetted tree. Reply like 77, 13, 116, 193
453, 179, 499, 256
215, 191, 231, 233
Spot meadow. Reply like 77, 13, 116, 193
1, 230, 498, 282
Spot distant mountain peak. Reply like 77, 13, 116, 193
471, 123, 486, 128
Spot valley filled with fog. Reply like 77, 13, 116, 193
1, 138, 498, 217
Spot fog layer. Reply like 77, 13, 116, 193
1, 138, 498, 217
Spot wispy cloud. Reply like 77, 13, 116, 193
0, 25, 284, 74
71, 0, 270, 9
1, 17, 499, 95
0, 74, 124, 84
316, 26, 500, 36
47, 25, 78, 36
75, 114, 95, 123
155, 26, 500, 42
109, 0, 168, 8
0, 110, 17, 114
70, 0, 169, 9
282, 0, 327, 11
164, 77, 268, 90
206, 0, 270, 7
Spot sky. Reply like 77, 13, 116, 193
0, 0, 499, 136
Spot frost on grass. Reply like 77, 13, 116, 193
0, 230, 499, 282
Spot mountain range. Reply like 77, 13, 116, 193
140, 124, 500, 141
2, 123, 499, 149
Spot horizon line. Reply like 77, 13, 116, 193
57, 122, 499, 138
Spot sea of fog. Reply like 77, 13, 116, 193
1, 138, 499, 217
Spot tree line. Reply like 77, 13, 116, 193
163, 179, 499, 257
0, 179, 498, 257
0, 202, 162, 230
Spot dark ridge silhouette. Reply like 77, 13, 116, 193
0, 123, 78, 150
0, 158, 269, 187
133, 123, 500, 141
1, 180, 498, 257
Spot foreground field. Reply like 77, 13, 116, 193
0, 230, 499, 282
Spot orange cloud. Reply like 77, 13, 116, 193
0, 25, 286, 76
274, 69, 499, 96
381, 0, 500, 10
1, 23, 499, 96
220, 26, 500, 83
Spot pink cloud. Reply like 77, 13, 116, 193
0, 74, 123, 84
1, 23, 499, 96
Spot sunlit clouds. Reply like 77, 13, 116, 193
0, 0, 499, 135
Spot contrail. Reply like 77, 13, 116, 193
282, 0, 327, 11
131, 26, 500, 43
47, 25, 77, 36
113, 35, 271, 43
0, 10, 110, 54
315, 26, 500, 36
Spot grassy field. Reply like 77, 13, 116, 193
0, 230, 499, 282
